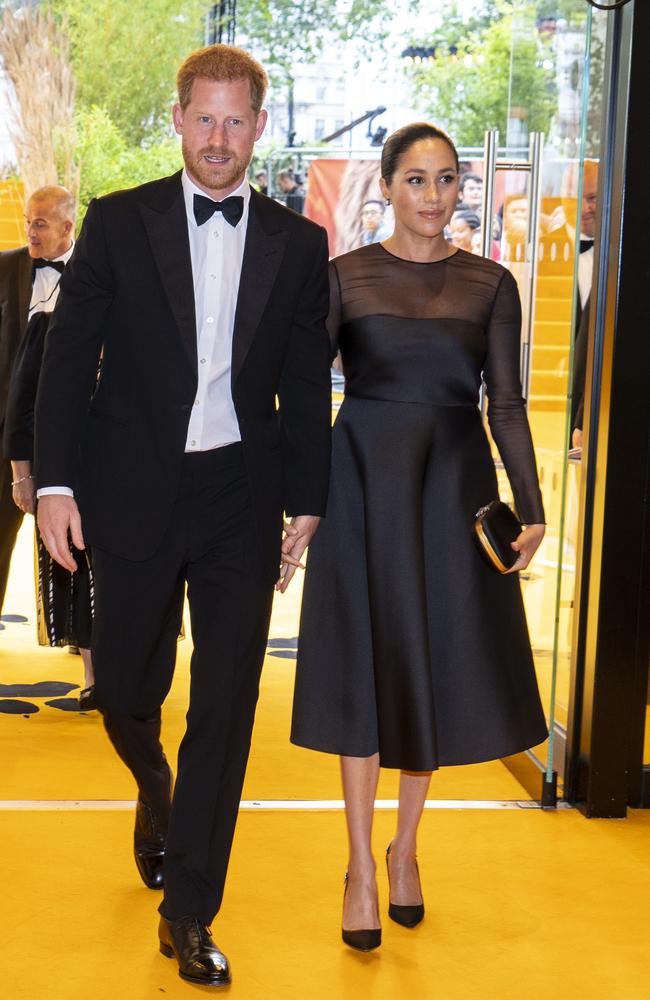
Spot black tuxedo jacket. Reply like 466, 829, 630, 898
0, 247, 32, 459
34, 173, 332, 577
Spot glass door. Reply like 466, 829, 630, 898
496, 0, 604, 796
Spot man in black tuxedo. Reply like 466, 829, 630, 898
35, 45, 331, 987
0, 186, 75, 612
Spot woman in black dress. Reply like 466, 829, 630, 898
6, 301, 95, 710
290, 123, 547, 950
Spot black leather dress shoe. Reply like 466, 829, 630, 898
158, 915, 231, 986
134, 798, 167, 890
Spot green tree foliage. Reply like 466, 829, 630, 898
74, 107, 182, 218
404, 2, 561, 148
236, 0, 395, 83
48, 0, 205, 147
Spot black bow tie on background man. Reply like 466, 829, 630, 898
32, 257, 65, 274
579, 238, 594, 254
193, 193, 244, 228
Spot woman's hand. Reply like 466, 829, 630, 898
10, 460, 35, 515
505, 523, 545, 574
12, 478, 35, 515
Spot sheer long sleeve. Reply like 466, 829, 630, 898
327, 260, 342, 361
483, 268, 545, 524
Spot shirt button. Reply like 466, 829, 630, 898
200, 358, 206, 364
191, 440, 196, 446
206, 317, 214, 324
195, 400, 200, 406
210, 274, 217, 279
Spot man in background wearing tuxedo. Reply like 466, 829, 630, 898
0, 186, 75, 613
35, 45, 331, 987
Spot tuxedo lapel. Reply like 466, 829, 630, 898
138, 174, 197, 375
232, 192, 289, 382
17, 248, 32, 335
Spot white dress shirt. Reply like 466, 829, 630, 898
577, 233, 594, 308
181, 169, 249, 452
29, 242, 74, 318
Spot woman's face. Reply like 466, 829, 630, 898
380, 138, 459, 243
448, 214, 474, 251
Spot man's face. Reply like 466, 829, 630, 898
24, 196, 73, 260
462, 179, 483, 210
361, 203, 384, 233
173, 77, 268, 197
581, 173, 598, 238
277, 176, 295, 193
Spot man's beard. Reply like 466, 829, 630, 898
183, 140, 251, 193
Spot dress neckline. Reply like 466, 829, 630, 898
377, 243, 462, 265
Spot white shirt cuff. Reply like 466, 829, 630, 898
36, 487, 74, 498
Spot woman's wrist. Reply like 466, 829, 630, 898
11, 473, 34, 487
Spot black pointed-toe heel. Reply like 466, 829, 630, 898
341, 873, 382, 951
78, 685, 97, 711
386, 843, 425, 928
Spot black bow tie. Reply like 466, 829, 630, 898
32, 257, 65, 274
579, 238, 594, 254
193, 193, 244, 228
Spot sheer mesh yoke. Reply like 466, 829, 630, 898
328, 244, 544, 525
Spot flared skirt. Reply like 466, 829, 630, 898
291, 396, 548, 771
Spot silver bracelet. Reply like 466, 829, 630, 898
11, 474, 34, 487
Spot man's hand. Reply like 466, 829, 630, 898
37, 494, 85, 572
276, 514, 321, 593
505, 523, 545, 574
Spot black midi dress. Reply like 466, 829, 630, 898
291, 244, 548, 771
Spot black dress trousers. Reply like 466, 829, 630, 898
92, 443, 275, 923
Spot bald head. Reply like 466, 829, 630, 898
25, 186, 76, 261
561, 160, 599, 238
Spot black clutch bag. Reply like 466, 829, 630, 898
473, 501, 521, 573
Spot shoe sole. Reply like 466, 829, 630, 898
159, 943, 231, 986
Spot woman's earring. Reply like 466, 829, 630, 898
385, 198, 391, 206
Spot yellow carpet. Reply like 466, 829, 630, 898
2, 517, 650, 998
1, 808, 649, 999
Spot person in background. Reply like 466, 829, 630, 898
458, 171, 483, 214
360, 199, 392, 245
448, 208, 480, 251
3, 186, 95, 708
254, 169, 268, 195
547, 160, 599, 447
275, 168, 306, 213
0, 199, 39, 617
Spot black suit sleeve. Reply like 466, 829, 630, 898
34, 199, 115, 489
277, 226, 332, 517
3, 313, 49, 461
571, 295, 590, 432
